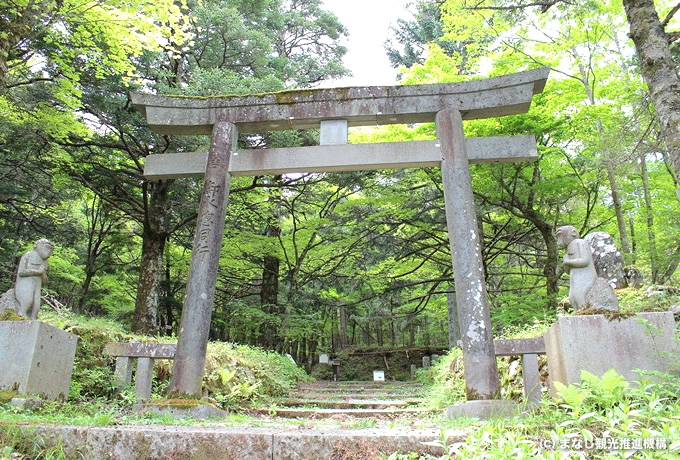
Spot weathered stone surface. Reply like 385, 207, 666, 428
446, 400, 522, 420
272, 428, 457, 460
134, 402, 228, 419
250, 407, 433, 418
544, 312, 678, 395
522, 354, 542, 408
584, 232, 626, 288
438, 108, 499, 400
104, 342, 176, 358
170, 122, 237, 396
0, 321, 78, 400
22, 425, 464, 460
143, 136, 539, 180
319, 119, 348, 145
557, 226, 619, 311
10, 397, 42, 409
493, 337, 546, 356
623, 265, 644, 289
584, 278, 619, 311
14, 239, 54, 320
131, 67, 549, 134
493, 338, 546, 407
0, 288, 19, 312
671, 304, 680, 320
30, 425, 273, 460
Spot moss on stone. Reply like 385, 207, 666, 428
574, 307, 636, 321
144, 398, 210, 409
0, 310, 27, 321
0, 389, 18, 403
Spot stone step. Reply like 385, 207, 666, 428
289, 392, 425, 401
251, 407, 437, 418
299, 380, 423, 388
23, 424, 461, 459
280, 399, 419, 409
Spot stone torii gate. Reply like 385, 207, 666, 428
131, 67, 549, 404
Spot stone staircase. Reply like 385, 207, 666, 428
252, 380, 435, 418
23, 381, 463, 458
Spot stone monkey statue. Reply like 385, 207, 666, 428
556, 226, 618, 312
0, 239, 54, 319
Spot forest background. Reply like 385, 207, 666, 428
1, 0, 679, 371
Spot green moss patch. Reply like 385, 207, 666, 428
0, 310, 27, 321
574, 307, 636, 321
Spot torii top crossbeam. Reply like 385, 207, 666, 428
131, 67, 549, 135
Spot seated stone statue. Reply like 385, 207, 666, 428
0, 239, 54, 319
556, 226, 618, 312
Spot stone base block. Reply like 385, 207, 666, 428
0, 321, 78, 400
545, 312, 677, 395
446, 400, 521, 420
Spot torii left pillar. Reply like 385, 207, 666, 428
437, 108, 499, 400
170, 122, 237, 395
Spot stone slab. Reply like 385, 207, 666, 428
133, 402, 228, 419
131, 67, 549, 134
544, 312, 678, 395
251, 407, 435, 418
0, 321, 78, 400
17, 424, 465, 460
143, 136, 538, 180
319, 119, 348, 145
104, 342, 176, 358
446, 399, 522, 420
28, 425, 273, 460
271, 428, 456, 460
9, 397, 43, 410
493, 337, 546, 356
281, 399, 410, 409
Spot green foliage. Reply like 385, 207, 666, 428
418, 348, 466, 408
0, 423, 75, 460
555, 369, 629, 417
444, 370, 680, 459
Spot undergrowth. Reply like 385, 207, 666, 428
386, 370, 680, 459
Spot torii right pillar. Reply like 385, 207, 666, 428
437, 109, 515, 418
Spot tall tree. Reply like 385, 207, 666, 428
622, 0, 680, 201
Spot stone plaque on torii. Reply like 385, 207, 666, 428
131, 67, 549, 404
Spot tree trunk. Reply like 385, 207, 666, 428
639, 153, 659, 282
77, 254, 95, 313
339, 304, 348, 348
607, 163, 632, 256
260, 175, 282, 349
623, 0, 680, 201
132, 180, 171, 334
133, 229, 165, 333
538, 222, 559, 308
422, 315, 430, 346
627, 211, 637, 263
447, 290, 461, 348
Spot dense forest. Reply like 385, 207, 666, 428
1, 0, 679, 368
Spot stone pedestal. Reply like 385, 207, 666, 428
0, 321, 78, 400
544, 312, 677, 395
